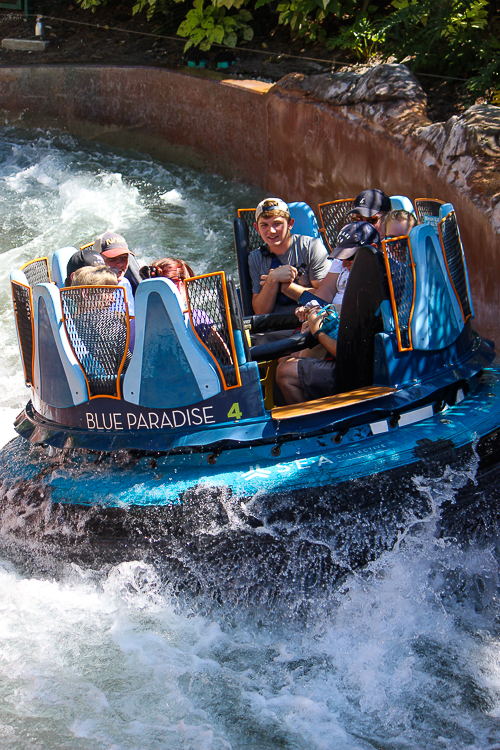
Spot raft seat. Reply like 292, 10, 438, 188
20, 257, 51, 287
32, 283, 90, 407
11, 269, 36, 387
414, 198, 444, 230
60, 285, 132, 398
317, 199, 355, 254
52, 247, 78, 288
389, 195, 416, 215
122, 277, 222, 408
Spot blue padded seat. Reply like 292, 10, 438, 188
122, 278, 221, 408
288, 202, 321, 238
52, 247, 78, 288
390, 195, 416, 216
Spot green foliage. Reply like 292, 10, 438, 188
78, 0, 107, 11
327, 15, 385, 59
176, 0, 254, 51
375, 0, 490, 76
76, 0, 500, 102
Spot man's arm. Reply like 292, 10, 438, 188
307, 308, 338, 357
252, 265, 298, 314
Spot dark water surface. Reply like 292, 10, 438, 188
1, 128, 500, 750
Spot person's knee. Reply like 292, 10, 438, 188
276, 358, 298, 388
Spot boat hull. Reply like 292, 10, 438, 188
1, 366, 500, 601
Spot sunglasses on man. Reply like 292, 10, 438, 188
349, 212, 384, 225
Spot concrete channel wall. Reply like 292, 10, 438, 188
0, 64, 498, 341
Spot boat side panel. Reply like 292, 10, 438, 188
373, 321, 492, 388
8, 366, 500, 509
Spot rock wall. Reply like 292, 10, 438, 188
0, 63, 498, 339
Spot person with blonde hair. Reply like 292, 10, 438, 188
71, 265, 118, 287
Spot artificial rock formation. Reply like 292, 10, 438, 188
274, 63, 500, 233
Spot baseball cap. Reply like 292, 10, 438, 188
348, 189, 391, 218
331, 221, 381, 260
66, 247, 105, 277
93, 231, 130, 258
255, 198, 290, 221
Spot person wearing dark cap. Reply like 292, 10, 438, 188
249, 198, 330, 315
348, 188, 391, 239
275, 221, 381, 405
295, 222, 381, 319
64, 247, 105, 288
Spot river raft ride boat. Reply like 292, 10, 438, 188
2, 197, 500, 579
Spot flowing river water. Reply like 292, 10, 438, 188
1, 127, 500, 750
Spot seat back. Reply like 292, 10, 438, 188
437, 204, 473, 322
390, 195, 416, 215
52, 247, 78, 288
334, 246, 388, 394
11, 269, 35, 386
184, 271, 242, 389
32, 283, 90, 407
20, 257, 51, 287
122, 278, 221, 408
407, 223, 464, 350
380, 234, 416, 352
289, 202, 321, 238
237, 209, 261, 255
318, 199, 355, 253
60, 285, 131, 398
414, 198, 444, 230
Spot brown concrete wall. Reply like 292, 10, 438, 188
0, 64, 498, 340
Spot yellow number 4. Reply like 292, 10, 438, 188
227, 403, 242, 421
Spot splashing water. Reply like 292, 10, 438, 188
1, 127, 500, 749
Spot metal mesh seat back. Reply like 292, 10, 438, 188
318, 200, 355, 253
11, 280, 34, 385
237, 209, 261, 253
21, 258, 51, 287
414, 199, 443, 230
61, 286, 131, 397
438, 211, 472, 322
382, 236, 415, 351
185, 272, 240, 388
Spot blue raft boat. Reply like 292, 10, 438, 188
2, 197, 500, 586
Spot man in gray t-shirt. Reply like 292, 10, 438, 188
249, 198, 330, 315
